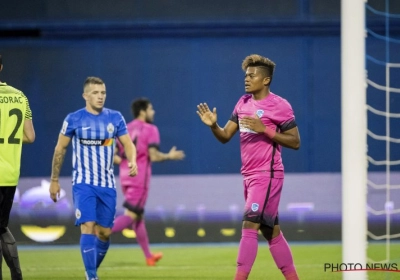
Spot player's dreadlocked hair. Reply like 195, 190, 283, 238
0, 55, 3, 67
242, 54, 276, 85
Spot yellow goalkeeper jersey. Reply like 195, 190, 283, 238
0, 82, 32, 186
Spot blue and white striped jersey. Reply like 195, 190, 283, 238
60, 108, 128, 188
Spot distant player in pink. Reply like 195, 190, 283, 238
197, 54, 300, 280
112, 98, 185, 266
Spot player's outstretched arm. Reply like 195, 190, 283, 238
149, 146, 185, 162
23, 119, 35, 143
49, 134, 71, 202
196, 103, 238, 144
118, 134, 138, 176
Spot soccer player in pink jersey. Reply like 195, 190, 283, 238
112, 98, 185, 266
197, 54, 301, 280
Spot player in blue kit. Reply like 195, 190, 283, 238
49, 77, 137, 280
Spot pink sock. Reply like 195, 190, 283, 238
112, 215, 133, 233
133, 220, 152, 259
235, 229, 258, 279
268, 232, 299, 280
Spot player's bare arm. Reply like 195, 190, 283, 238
118, 134, 138, 176
149, 146, 185, 162
50, 134, 71, 202
273, 127, 300, 150
22, 119, 35, 143
197, 103, 238, 143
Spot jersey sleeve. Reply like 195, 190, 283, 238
60, 113, 77, 137
22, 93, 33, 120
274, 99, 297, 132
148, 125, 160, 149
116, 113, 128, 137
229, 99, 241, 124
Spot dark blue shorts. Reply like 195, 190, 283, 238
72, 183, 116, 228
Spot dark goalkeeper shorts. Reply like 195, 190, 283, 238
0, 186, 17, 227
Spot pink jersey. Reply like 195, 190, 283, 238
230, 93, 297, 178
117, 119, 160, 188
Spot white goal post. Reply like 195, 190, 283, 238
341, 0, 367, 280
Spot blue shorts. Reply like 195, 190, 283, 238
72, 183, 117, 228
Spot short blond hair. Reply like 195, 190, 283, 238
83, 76, 104, 90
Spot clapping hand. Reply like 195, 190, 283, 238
196, 103, 217, 127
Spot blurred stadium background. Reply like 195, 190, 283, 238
1, 0, 400, 270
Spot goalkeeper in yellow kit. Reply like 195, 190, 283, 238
0, 54, 35, 280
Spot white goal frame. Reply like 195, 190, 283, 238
341, 0, 367, 280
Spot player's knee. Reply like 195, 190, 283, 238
80, 222, 96, 234
97, 227, 112, 240
0, 226, 7, 235
125, 209, 138, 220
0, 227, 16, 245
242, 220, 260, 230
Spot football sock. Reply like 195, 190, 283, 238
112, 215, 133, 233
268, 231, 299, 280
133, 220, 152, 259
95, 237, 110, 269
80, 234, 97, 278
235, 229, 258, 279
0, 227, 22, 280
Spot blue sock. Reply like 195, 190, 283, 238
80, 234, 97, 278
95, 237, 110, 269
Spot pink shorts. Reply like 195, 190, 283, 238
243, 176, 283, 228
121, 185, 148, 215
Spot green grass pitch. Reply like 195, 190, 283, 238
3, 242, 400, 279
